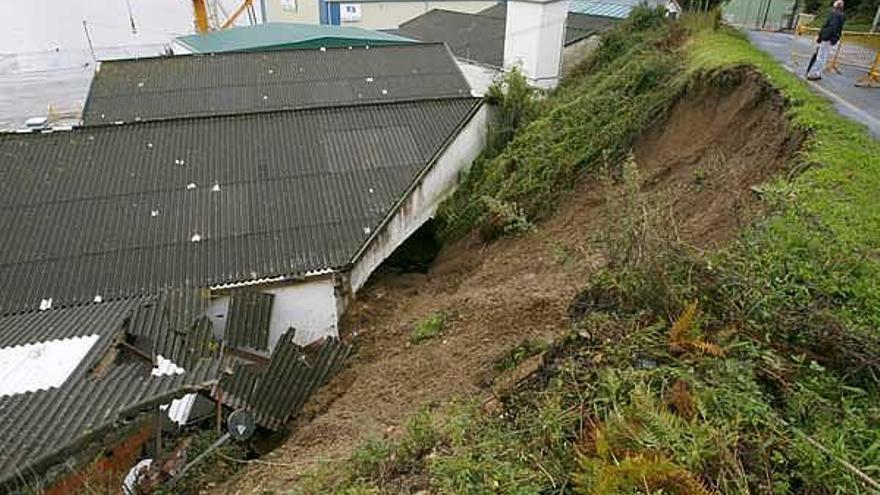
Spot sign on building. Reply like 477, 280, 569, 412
340, 4, 362, 22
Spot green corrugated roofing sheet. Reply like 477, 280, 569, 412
175, 22, 415, 53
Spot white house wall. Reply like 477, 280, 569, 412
349, 103, 489, 293
208, 274, 340, 351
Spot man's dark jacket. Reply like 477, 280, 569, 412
818, 9, 845, 44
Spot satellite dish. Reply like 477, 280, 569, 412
227, 409, 256, 441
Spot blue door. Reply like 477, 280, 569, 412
319, 0, 341, 25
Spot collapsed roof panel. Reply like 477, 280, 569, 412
0, 359, 220, 488
82, 43, 471, 125
225, 291, 274, 351
221, 329, 351, 429
0, 293, 225, 489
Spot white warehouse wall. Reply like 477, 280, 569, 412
263, 0, 494, 28
343, 1, 496, 29
503, 0, 569, 89
265, 0, 321, 23
349, 103, 489, 293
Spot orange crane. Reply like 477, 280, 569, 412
191, 0, 256, 33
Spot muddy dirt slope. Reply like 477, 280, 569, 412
214, 70, 797, 494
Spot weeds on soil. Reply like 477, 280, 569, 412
410, 312, 445, 345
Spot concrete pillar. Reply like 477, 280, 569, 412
503, 0, 569, 89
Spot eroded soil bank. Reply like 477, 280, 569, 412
213, 69, 800, 494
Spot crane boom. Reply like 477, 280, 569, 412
221, 0, 254, 29
192, 0, 210, 33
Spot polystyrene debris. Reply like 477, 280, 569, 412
191, 233, 202, 242
151, 209, 159, 217
39, 298, 52, 311
211, 183, 221, 192
186, 183, 196, 190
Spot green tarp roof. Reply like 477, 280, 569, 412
175, 22, 415, 53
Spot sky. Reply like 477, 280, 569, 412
0, 0, 254, 129
0, 0, 194, 55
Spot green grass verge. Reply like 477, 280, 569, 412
289, 16, 880, 495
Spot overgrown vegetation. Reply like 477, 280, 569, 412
291, 10, 880, 494
438, 8, 688, 240
493, 338, 549, 373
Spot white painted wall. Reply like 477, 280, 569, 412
503, 0, 569, 89
350, 103, 489, 293
265, 0, 321, 24
208, 274, 340, 351
457, 59, 499, 96
345, 1, 496, 29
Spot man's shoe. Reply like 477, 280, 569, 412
806, 75, 822, 81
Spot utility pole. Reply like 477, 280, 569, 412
82, 20, 97, 63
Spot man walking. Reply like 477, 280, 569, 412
807, 0, 846, 80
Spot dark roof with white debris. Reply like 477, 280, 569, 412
82, 43, 471, 125
0, 97, 480, 315
0, 295, 225, 488
1, 42, 480, 316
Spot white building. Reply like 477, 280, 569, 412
265, 0, 497, 29
393, 3, 619, 93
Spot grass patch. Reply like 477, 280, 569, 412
410, 312, 445, 345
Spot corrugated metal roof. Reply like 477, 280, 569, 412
0, 97, 480, 315
82, 43, 471, 124
225, 291, 273, 351
222, 329, 351, 429
0, 292, 228, 488
393, 6, 618, 67
568, 0, 659, 19
0, 359, 220, 488
175, 22, 415, 54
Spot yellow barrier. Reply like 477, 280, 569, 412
855, 51, 880, 87
792, 26, 880, 87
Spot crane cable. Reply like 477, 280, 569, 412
124, 0, 138, 34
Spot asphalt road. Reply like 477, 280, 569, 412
746, 30, 880, 138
